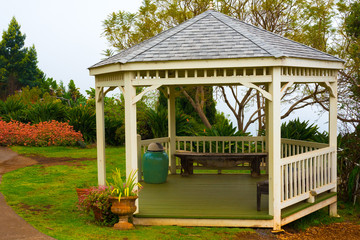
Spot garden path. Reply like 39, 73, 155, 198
0, 147, 54, 240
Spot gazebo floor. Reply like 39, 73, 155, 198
134, 174, 337, 227
136, 174, 271, 220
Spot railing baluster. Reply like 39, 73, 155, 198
290, 163, 293, 198
281, 165, 284, 201
298, 161, 302, 194
285, 164, 289, 200
294, 162, 297, 196
320, 154, 323, 186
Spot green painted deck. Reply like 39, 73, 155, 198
136, 174, 272, 219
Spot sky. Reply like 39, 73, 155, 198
0, 0, 330, 134
0, 0, 143, 93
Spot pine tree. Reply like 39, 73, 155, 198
0, 17, 44, 99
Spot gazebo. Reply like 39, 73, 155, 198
89, 10, 344, 230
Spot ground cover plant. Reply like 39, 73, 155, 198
0, 146, 256, 240
0, 120, 83, 146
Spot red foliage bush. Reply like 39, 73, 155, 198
0, 120, 83, 146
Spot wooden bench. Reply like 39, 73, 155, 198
174, 151, 267, 177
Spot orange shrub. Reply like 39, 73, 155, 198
0, 120, 83, 146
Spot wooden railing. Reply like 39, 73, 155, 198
281, 138, 328, 158
139, 136, 170, 154
176, 136, 266, 153
175, 136, 267, 172
280, 146, 336, 209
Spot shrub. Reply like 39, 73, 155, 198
281, 118, 320, 142
78, 186, 118, 226
0, 97, 27, 122
0, 120, 83, 146
66, 105, 96, 143
23, 101, 67, 124
338, 125, 360, 202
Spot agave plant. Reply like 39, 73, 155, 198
0, 97, 27, 122
66, 105, 96, 143
23, 101, 66, 123
281, 118, 320, 142
107, 168, 142, 201
146, 107, 168, 138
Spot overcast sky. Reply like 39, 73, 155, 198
0, 0, 142, 93
0, 0, 329, 134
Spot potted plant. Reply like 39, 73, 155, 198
107, 168, 142, 230
78, 186, 118, 225
75, 183, 92, 203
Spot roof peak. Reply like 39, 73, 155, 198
90, 10, 343, 69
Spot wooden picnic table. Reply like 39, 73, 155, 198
174, 151, 268, 177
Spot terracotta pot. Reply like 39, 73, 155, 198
109, 196, 137, 230
91, 206, 104, 221
75, 188, 90, 203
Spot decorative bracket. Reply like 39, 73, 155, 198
324, 81, 337, 98
281, 81, 294, 97
97, 87, 104, 102
104, 87, 116, 97
132, 84, 162, 105
241, 82, 272, 101
119, 86, 125, 95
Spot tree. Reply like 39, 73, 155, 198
0, 17, 44, 99
102, 0, 348, 133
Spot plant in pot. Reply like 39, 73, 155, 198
78, 186, 118, 226
107, 168, 142, 230
75, 183, 92, 203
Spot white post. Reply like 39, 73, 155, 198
329, 74, 338, 217
124, 72, 138, 178
168, 86, 177, 174
95, 83, 106, 186
268, 67, 282, 230
265, 84, 270, 174
124, 72, 139, 213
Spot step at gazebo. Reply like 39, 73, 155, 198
89, 10, 344, 230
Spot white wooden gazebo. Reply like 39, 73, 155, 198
89, 10, 344, 230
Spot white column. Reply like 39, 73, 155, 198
124, 72, 139, 213
329, 74, 338, 217
95, 83, 106, 186
268, 67, 282, 230
168, 86, 177, 174
265, 84, 270, 174
124, 72, 138, 179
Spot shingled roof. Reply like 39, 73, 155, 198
90, 10, 343, 69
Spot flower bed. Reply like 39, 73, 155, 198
0, 120, 83, 146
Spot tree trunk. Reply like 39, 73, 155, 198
180, 86, 212, 129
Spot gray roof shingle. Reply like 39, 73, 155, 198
90, 10, 343, 69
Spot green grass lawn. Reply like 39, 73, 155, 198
0, 146, 256, 240
1, 146, 359, 239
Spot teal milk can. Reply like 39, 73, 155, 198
142, 143, 169, 184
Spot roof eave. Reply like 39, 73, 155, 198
89, 57, 344, 76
